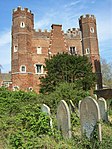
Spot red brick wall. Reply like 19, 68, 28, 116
11, 8, 102, 93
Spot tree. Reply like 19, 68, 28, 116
39, 83, 90, 113
101, 58, 112, 88
40, 53, 96, 94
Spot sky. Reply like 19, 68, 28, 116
0, 0, 112, 73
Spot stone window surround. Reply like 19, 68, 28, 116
20, 22, 25, 28
14, 45, 18, 52
13, 86, 19, 91
90, 27, 94, 33
34, 63, 44, 74
37, 47, 42, 54
85, 48, 90, 54
69, 46, 77, 55
28, 87, 33, 91
20, 65, 26, 73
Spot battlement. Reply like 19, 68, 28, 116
67, 28, 80, 33
33, 29, 50, 38
34, 29, 50, 33
65, 28, 81, 39
13, 6, 33, 16
79, 14, 96, 20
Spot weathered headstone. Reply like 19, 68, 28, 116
41, 104, 52, 128
98, 97, 108, 122
80, 96, 102, 141
94, 94, 97, 100
78, 100, 82, 117
69, 100, 75, 113
41, 104, 51, 115
57, 100, 72, 139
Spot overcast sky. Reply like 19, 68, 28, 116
0, 0, 112, 73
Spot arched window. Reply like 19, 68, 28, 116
20, 22, 25, 28
90, 27, 94, 33
28, 87, 33, 91
85, 48, 90, 54
14, 45, 18, 52
20, 65, 26, 72
13, 86, 19, 91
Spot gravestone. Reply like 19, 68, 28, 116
69, 100, 75, 113
80, 96, 102, 141
41, 104, 52, 128
98, 97, 108, 122
41, 104, 51, 115
78, 100, 82, 117
57, 100, 72, 139
94, 94, 97, 100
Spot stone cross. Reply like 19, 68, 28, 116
41, 104, 52, 128
98, 97, 108, 122
57, 100, 72, 139
80, 96, 102, 141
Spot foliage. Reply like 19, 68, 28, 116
39, 82, 90, 113
101, 58, 112, 88
0, 88, 52, 148
40, 53, 96, 94
0, 88, 112, 148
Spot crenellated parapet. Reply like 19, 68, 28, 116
79, 14, 96, 24
65, 28, 81, 39
80, 14, 96, 19
33, 29, 51, 38
13, 6, 34, 21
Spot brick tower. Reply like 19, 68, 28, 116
79, 14, 102, 89
11, 7, 102, 93
11, 6, 34, 91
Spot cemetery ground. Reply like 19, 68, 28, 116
0, 88, 112, 149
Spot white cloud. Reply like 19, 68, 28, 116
64, 0, 81, 8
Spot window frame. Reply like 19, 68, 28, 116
85, 48, 90, 54
34, 64, 43, 74
90, 27, 94, 33
37, 47, 42, 54
20, 22, 25, 28
20, 65, 26, 73
69, 46, 77, 55
14, 45, 18, 52
13, 86, 19, 91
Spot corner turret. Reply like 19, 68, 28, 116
11, 6, 34, 91
79, 14, 102, 89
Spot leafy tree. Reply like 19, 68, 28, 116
101, 58, 112, 88
39, 82, 90, 113
40, 53, 96, 94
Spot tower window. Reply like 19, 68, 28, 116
20, 65, 26, 72
14, 45, 18, 52
28, 87, 33, 91
85, 48, 90, 54
35, 64, 43, 74
37, 47, 42, 54
69, 47, 77, 55
90, 27, 94, 33
20, 22, 25, 28
13, 86, 19, 91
